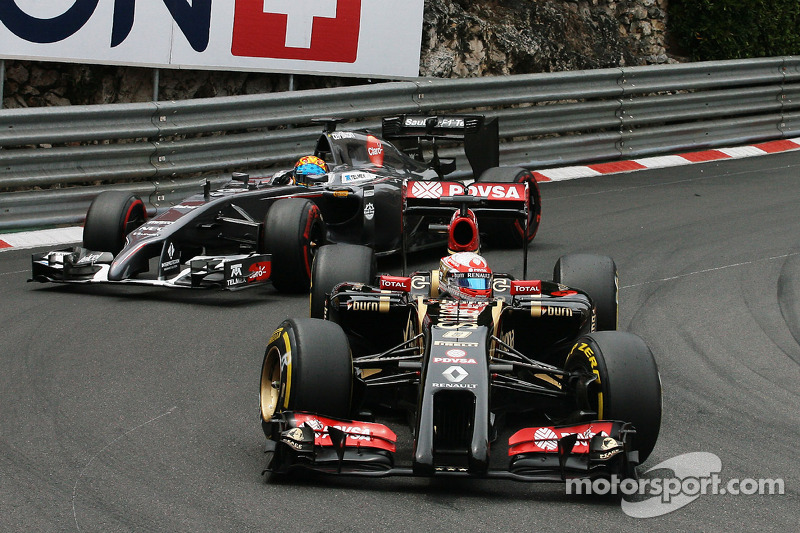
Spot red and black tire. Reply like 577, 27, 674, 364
261, 198, 325, 293
83, 191, 147, 254
476, 166, 542, 247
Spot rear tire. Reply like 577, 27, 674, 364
262, 199, 325, 293
476, 166, 542, 247
83, 191, 147, 254
554, 254, 618, 331
260, 318, 353, 436
309, 244, 375, 318
565, 331, 662, 462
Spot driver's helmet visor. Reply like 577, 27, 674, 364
453, 272, 491, 290
296, 163, 327, 176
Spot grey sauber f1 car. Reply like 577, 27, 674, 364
30, 115, 541, 293
259, 181, 662, 484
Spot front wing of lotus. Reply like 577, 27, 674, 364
264, 411, 638, 482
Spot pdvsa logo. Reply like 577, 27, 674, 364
232, 0, 362, 63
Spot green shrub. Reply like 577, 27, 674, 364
669, 0, 800, 60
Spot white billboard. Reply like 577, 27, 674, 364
0, 0, 425, 78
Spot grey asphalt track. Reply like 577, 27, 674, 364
1, 152, 798, 532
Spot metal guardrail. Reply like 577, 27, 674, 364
1, 56, 800, 230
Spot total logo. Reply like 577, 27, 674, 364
232, 0, 362, 63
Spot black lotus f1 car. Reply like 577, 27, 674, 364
30, 115, 541, 293
259, 183, 662, 483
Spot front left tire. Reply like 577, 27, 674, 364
260, 318, 353, 436
83, 191, 147, 254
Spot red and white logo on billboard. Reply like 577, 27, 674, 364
232, 0, 362, 63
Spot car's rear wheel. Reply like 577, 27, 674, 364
554, 254, 618, 331
83, 191, 147, 254
261, 199, 325, 293
565, 331, 662, 462
260, 318, 353, 436
309, 244, 375, 318
476, 166, 542, 247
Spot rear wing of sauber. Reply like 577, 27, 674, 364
401, 180, 530, 278
382, 115, 499, 179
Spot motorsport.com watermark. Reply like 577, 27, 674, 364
565, 452, 785, 518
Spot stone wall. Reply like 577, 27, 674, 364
1, 0, 672, 108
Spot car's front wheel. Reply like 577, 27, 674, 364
83, 191, 147, 254
261, 198, 325, 293
260, 318, 353, 436
565, 331, 662, 462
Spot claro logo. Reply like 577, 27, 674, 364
0, 0, 212, 51
232, 0, 362, 62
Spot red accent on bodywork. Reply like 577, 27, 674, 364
293, 413, 397, 453
448, 210, 480, 253
379, 275, 412, 292
302, 204, 322, 277
367, 135, 385, 167
248, 261, 272, 282
0, 240, 11, 249
510, 280, 542, 295
551, 290, 578, 297
508, 422, 615, 455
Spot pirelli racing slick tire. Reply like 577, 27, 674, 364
260, 318, 353, 436
309, 244, 376, 319
262, 198, 325, 293
83, 191, 147, 254
565, 331, 662, 463
476, 166, 542, 247
554, 253, 618, 331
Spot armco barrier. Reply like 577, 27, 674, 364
1, 57, 799, 230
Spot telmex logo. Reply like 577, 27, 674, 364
0, 0, 362, 62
